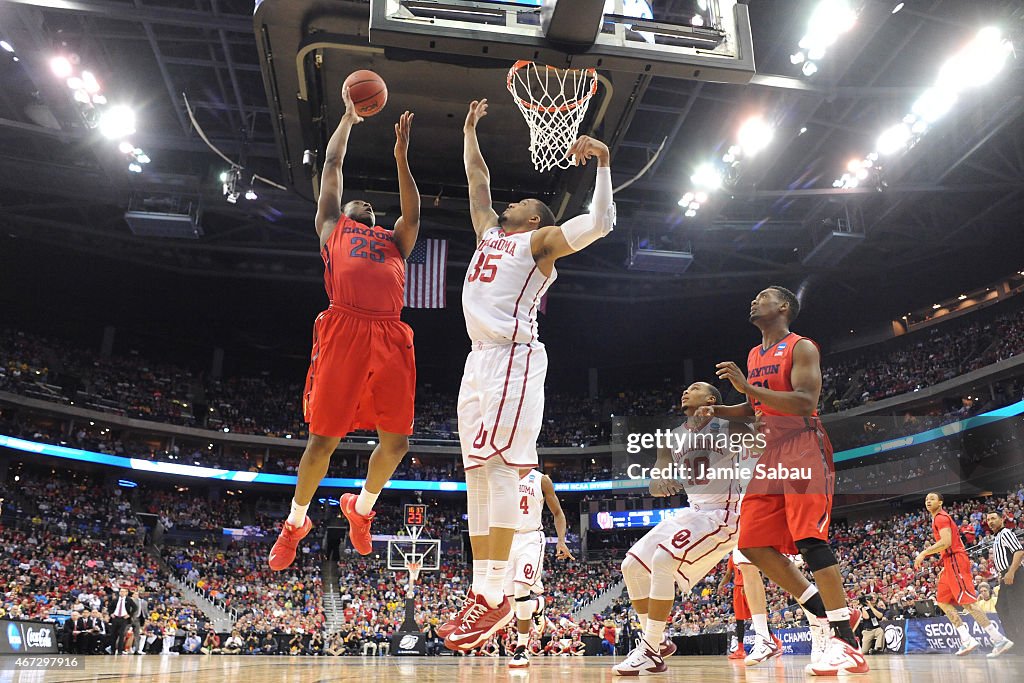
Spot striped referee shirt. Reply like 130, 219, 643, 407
992, 527, 1024, 575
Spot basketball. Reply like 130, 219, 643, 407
343, 70, 387, 117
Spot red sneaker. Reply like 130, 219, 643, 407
728, 646, 746, 660
444, 594, 513, 652
268, 517, 313, 571
340, 493, 375, 555
438, 591, 476, 639
659, 635, 677, 658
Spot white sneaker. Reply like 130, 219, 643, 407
612, 642, 668, 676
987, 638, 1013, 658
808, 621, 828, 665
956, 637, 980, 656
509, 645, 530, 668
804, 637, 869, 676
745, 634, 782, 666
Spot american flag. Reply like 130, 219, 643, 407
403, 238, 448, 308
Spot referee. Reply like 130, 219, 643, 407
987, 510, 1023, 645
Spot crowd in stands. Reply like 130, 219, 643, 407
4, 294, 1023, 453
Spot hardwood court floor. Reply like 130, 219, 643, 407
4, 654, 1021, 682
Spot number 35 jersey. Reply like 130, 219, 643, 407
462, 227, 557, 344
322, 215, 405, 316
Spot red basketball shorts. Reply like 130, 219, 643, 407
936, 553, 977, 606
302, 303, 415, 438
734, 585, 752, 621
739, 422, 835, 555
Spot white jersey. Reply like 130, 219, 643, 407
517, 469, 545, 532
462, 227, 556, 344
670, 417, 746, 510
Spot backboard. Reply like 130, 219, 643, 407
369, 0, 754, 82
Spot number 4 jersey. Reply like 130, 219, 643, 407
462, 227, 557, 344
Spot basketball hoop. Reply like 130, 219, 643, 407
507, 60, 599, 172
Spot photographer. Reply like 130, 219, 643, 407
859, 596, 885, 655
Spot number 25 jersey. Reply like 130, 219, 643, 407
462, 227, 557, 344
322, 215, 405, 316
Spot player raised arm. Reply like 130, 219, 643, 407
463, 99, 500, 241
315, 87, 363, 247
530, 135, 614, 273
541, 475, 575, 560
391, 111, 420, 259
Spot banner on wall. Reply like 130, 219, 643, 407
904, 614, 1003, 654
0, 620, 59, 654
742, 620, 906, 655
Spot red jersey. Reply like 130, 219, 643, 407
932, 510, 968, 559
728, 556, 744, 587
746, 332, 819, 417
321, 215, 405, 315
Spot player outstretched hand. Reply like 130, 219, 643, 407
556, 541, 576, 561
342, 86, 364, 125
464, 99, 489, 130
394, 111, 414, 160
567, 135, 609, 166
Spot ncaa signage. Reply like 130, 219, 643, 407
392, 630, 426, 656
905, 615, 1003, 654
0, 620, 59, 654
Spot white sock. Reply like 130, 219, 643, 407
798, 585, 819, 604
482, 560, 507, 607
517, 632, 529, 647
956, 624, 973, 642
984, 623, 1006, 643
354, 487, 379, 516
752, 614, 770, 639
638, 612, 648, 633
471, 560, 487, 596
644, 619, 666, 649
286, 499, 309, 527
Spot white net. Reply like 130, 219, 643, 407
507, 60, 599, 172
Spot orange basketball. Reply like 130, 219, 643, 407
343, 70, 387, 117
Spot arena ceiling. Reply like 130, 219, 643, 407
1, 0, 1023, 326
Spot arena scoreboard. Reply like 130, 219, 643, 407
405, 503, 427, 528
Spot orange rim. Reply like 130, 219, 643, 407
507, 60, 598, 114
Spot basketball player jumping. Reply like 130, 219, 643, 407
269, 89, 420, 570
916, 492, 1013, 657
439, 99, 615, 651
507, 469, 574, 669
699, 286, 868, 675
613, 382, 745, 676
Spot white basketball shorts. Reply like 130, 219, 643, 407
503, 529, 546, 596
626, 506, 739, 590
458, 341, 547, 470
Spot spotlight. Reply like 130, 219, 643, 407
690, 163, 722, 190
127, 162, 142, 173
958, 294, 967, 301
892, 2, 904, 13
118, 141, 134, 154
802, 61, 818, 77
50, 56, 72, 78
799, 126, 808, 135
245, 188, 258, 201
66, 77, 83, 90
0, 41, 13, 53
219, 171, 230, 183
684, 209, 697, 218
912, 87, 957, 123
136, 153, 150, 164
807, 47, 826, 61
932, 303, 940, 309
847, 159, 861, 173
682, 192, 694, 204
98, 105, 136, 139
790, 52, 806, 65
73, 89, 91, 104
694, 192, 708, 203
737, 117, 774, 157
81, 71, 100, 93
91, 94, 107, 105
691, 15, 704, 27
688, 201, 700, 210
226, 192, 239, 204
876, 123, 911, 156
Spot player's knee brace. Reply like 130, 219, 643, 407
514, 592, 536, 621
620, 554, 650, 600
650, 550, 680, 601
484, 458, 521, 530
795, 538, 838, 572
